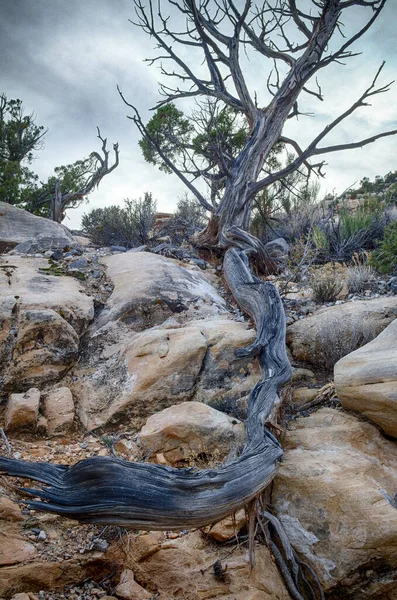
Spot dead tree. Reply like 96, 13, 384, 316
119, 0, 396, 247
35, 128, 119, 223
0, 3, 395, 595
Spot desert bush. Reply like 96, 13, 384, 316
159, 194, 208, 244
311, 274, 343, 303
346, 265, 377, 294
317, 319, 380, 371
369, 221, 397, 275
320, 208, 386, 262
82, 193, 156, 247
278, 236, 318, 296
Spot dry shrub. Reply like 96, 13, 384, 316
346, 265, 377, 294
317, 319, 380, 371
311, 274, 343, 303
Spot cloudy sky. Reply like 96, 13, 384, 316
1, 0, 396, 229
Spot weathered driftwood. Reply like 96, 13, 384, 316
0, 247, 291, 530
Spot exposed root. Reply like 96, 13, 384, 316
259, 511, 325, 600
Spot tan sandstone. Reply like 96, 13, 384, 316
287, 297, 397, 368
5, 388, 40, 432
139, 401, 245, 464
42, 387, 75, 435
0, 256, 94, 392
273, 408, 397, 597
115, 569, 152, 600
335, 318, 397, 437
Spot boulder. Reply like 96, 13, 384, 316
42, 387, 75, 435
139, 402, 245, 465
204, 509, 246, 542
115, 569, 152, 600
0, 497, 24, 521
0, 201, 74, 252
74, 317, 258, 430
292, 387, 318, 405
75, 323, 207, 429
272, 408, 397, 597
0, 531, 36, 566
335, 319, 397, 437
287, 297, 397, 368
5, 388, 40, 432
107, 530, 291, 600
0, 256, 94, 393
71, 252, 259, 429
97, 251, 227, 329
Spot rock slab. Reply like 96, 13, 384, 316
273, 408, 397, 598
335, 318, 397, 437
5, 388, 40, 432
0, 201, 75, 251
287, 297, 397, 368
139, 401, 245, 464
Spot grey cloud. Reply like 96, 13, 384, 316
0, 0, 396, 228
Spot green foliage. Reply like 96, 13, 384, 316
311, 274, 343, 304
0, 93, 45, 205
82, 193, 156, 247
311, 226, 329, 252
139, 104, 193, 173
352, 171, 397, 197
173, 194, 207, 229
369, 221, 397, 274
339, 207, 376, 239
24, 155, 101, 218
192, 107, 247, 158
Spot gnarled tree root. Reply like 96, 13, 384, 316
0, 247, 290, 528
0, 246, 320, 596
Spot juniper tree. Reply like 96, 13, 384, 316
119, 0, 396, 248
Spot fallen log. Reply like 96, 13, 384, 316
0, 247, 292, 530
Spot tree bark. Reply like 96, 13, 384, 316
0, 245, 291, 530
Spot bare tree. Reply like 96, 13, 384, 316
119, 0, 396, 248
32, 128, 120, 223
1, 5, 396, 595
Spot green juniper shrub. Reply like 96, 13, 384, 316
369, 221, 397, 275
82, 193, 156, 248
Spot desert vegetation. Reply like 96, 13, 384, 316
1, 1, 397, 600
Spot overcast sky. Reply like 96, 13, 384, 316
1, 0, 396, 229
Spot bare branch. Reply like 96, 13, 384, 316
118, 85, 213, 212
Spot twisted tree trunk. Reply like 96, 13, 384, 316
0, 245, 291, 530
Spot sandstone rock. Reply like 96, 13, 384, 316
204, 509, 246, 542
287, 297, 397, 368
76, 323, 208, 429
0, 201, 74, 252
97, 252, 227, 329
115, 569, 152, 600
0, 557, 113, 598
293, 387, 318, 405
291, 368, 315, 382
0, 531, 36, 566
139, 402, 245, 465
272, 408, 397, 597
0, 256, 94, 392
0, 496, 24, 521
11, 593, 31, 600
335, 319, 397, 437
5, 388, 40, 432
42, 387, 75, 435
108, 530, 291, 600
74, 317, 258, 430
